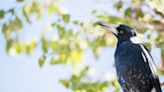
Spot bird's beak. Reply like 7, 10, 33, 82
97, 22, 119, 35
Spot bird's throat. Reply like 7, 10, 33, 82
117, 38, 129, 47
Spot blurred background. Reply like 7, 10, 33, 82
0, 0, 164, 92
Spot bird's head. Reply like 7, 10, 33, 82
98, 23, 137, 44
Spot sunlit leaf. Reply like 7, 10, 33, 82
20, 43, 27, 52
50, 57, 61, 64
69, 50, 82, 64
114, 1, 123, 11
0, 10, 5, 19
59, 54, 67, 63
15, 16, 23, 30
125, 8, 132, 17
39, 55, 46, 68
61, 67, 111, 92
136, 9, 144, 18
25, 40, 37, 54
41, 37, 48, 53
2, 23, 8, 33
59, 80, 69, 88
65, 29, 73, 38
31, 2, 42, 19
6, 39, 13, 53
14, 42, 21, 54
51, 22, 56, 27
31, 2, 37, 13
17, 0, 24, 2
114, 88, 120, 92
23, 6, 30, 23
73, 21, 79, 25
62, 14, 70, 23
9, 19, 15, 31
47, 3, 58, 14
108, 16, 122, 23
30, 40, 37, 49
57, 25, 65, 38
111, 80, 120, 88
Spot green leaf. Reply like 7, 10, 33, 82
17, 0, 24, 2
112, 80, 120, 88
50, 57, 60, 64
59, 80, 69, 88
23, 6, 30, 23
13, 41, 21, 55
73, 21, 78, 25
62, 14, 70, 23
39, 55, 45, 68
65, 29, 73, 38
9, 19, 15, 31
8, 9, 14, 15
57, 25, 65, 38
69, 50, 82, 64
15, 16, 23, 29
136, 9, 144, 18
0, 10, 5, 19
51, 22, 56, 27
31, 2, 42, 19
6, 39, 13, 53
48, 4, 58, 13
125, 8, 132, 17
114, 1, 123, 10
2, 23, 8, 33
41, 37, 48, 53
31, 2, 37, 13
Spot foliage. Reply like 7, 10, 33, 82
60, 66, 121, 92
60, 67, 109, 92
1, 0, 164, 92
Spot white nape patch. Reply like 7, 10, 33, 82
151, 88, 156, 92
130, 36, 140, 44
140, 45, 158, 75
130, 34, 149, 44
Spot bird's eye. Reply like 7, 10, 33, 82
120, 30, 123, 34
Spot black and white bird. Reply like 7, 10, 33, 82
98, 23, 162, 92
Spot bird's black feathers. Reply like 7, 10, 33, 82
98, 23, 162, 92
116, 24, 136, 36
115, 24, 137, 46
115, 40, 162, 92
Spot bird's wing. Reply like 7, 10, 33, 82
140, 45, 162, 92
140, 45, 158, 76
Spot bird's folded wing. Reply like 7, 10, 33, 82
140, 45, 158, 76
140, 45, 162, 92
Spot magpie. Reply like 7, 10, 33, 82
98, 23, 162, 92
